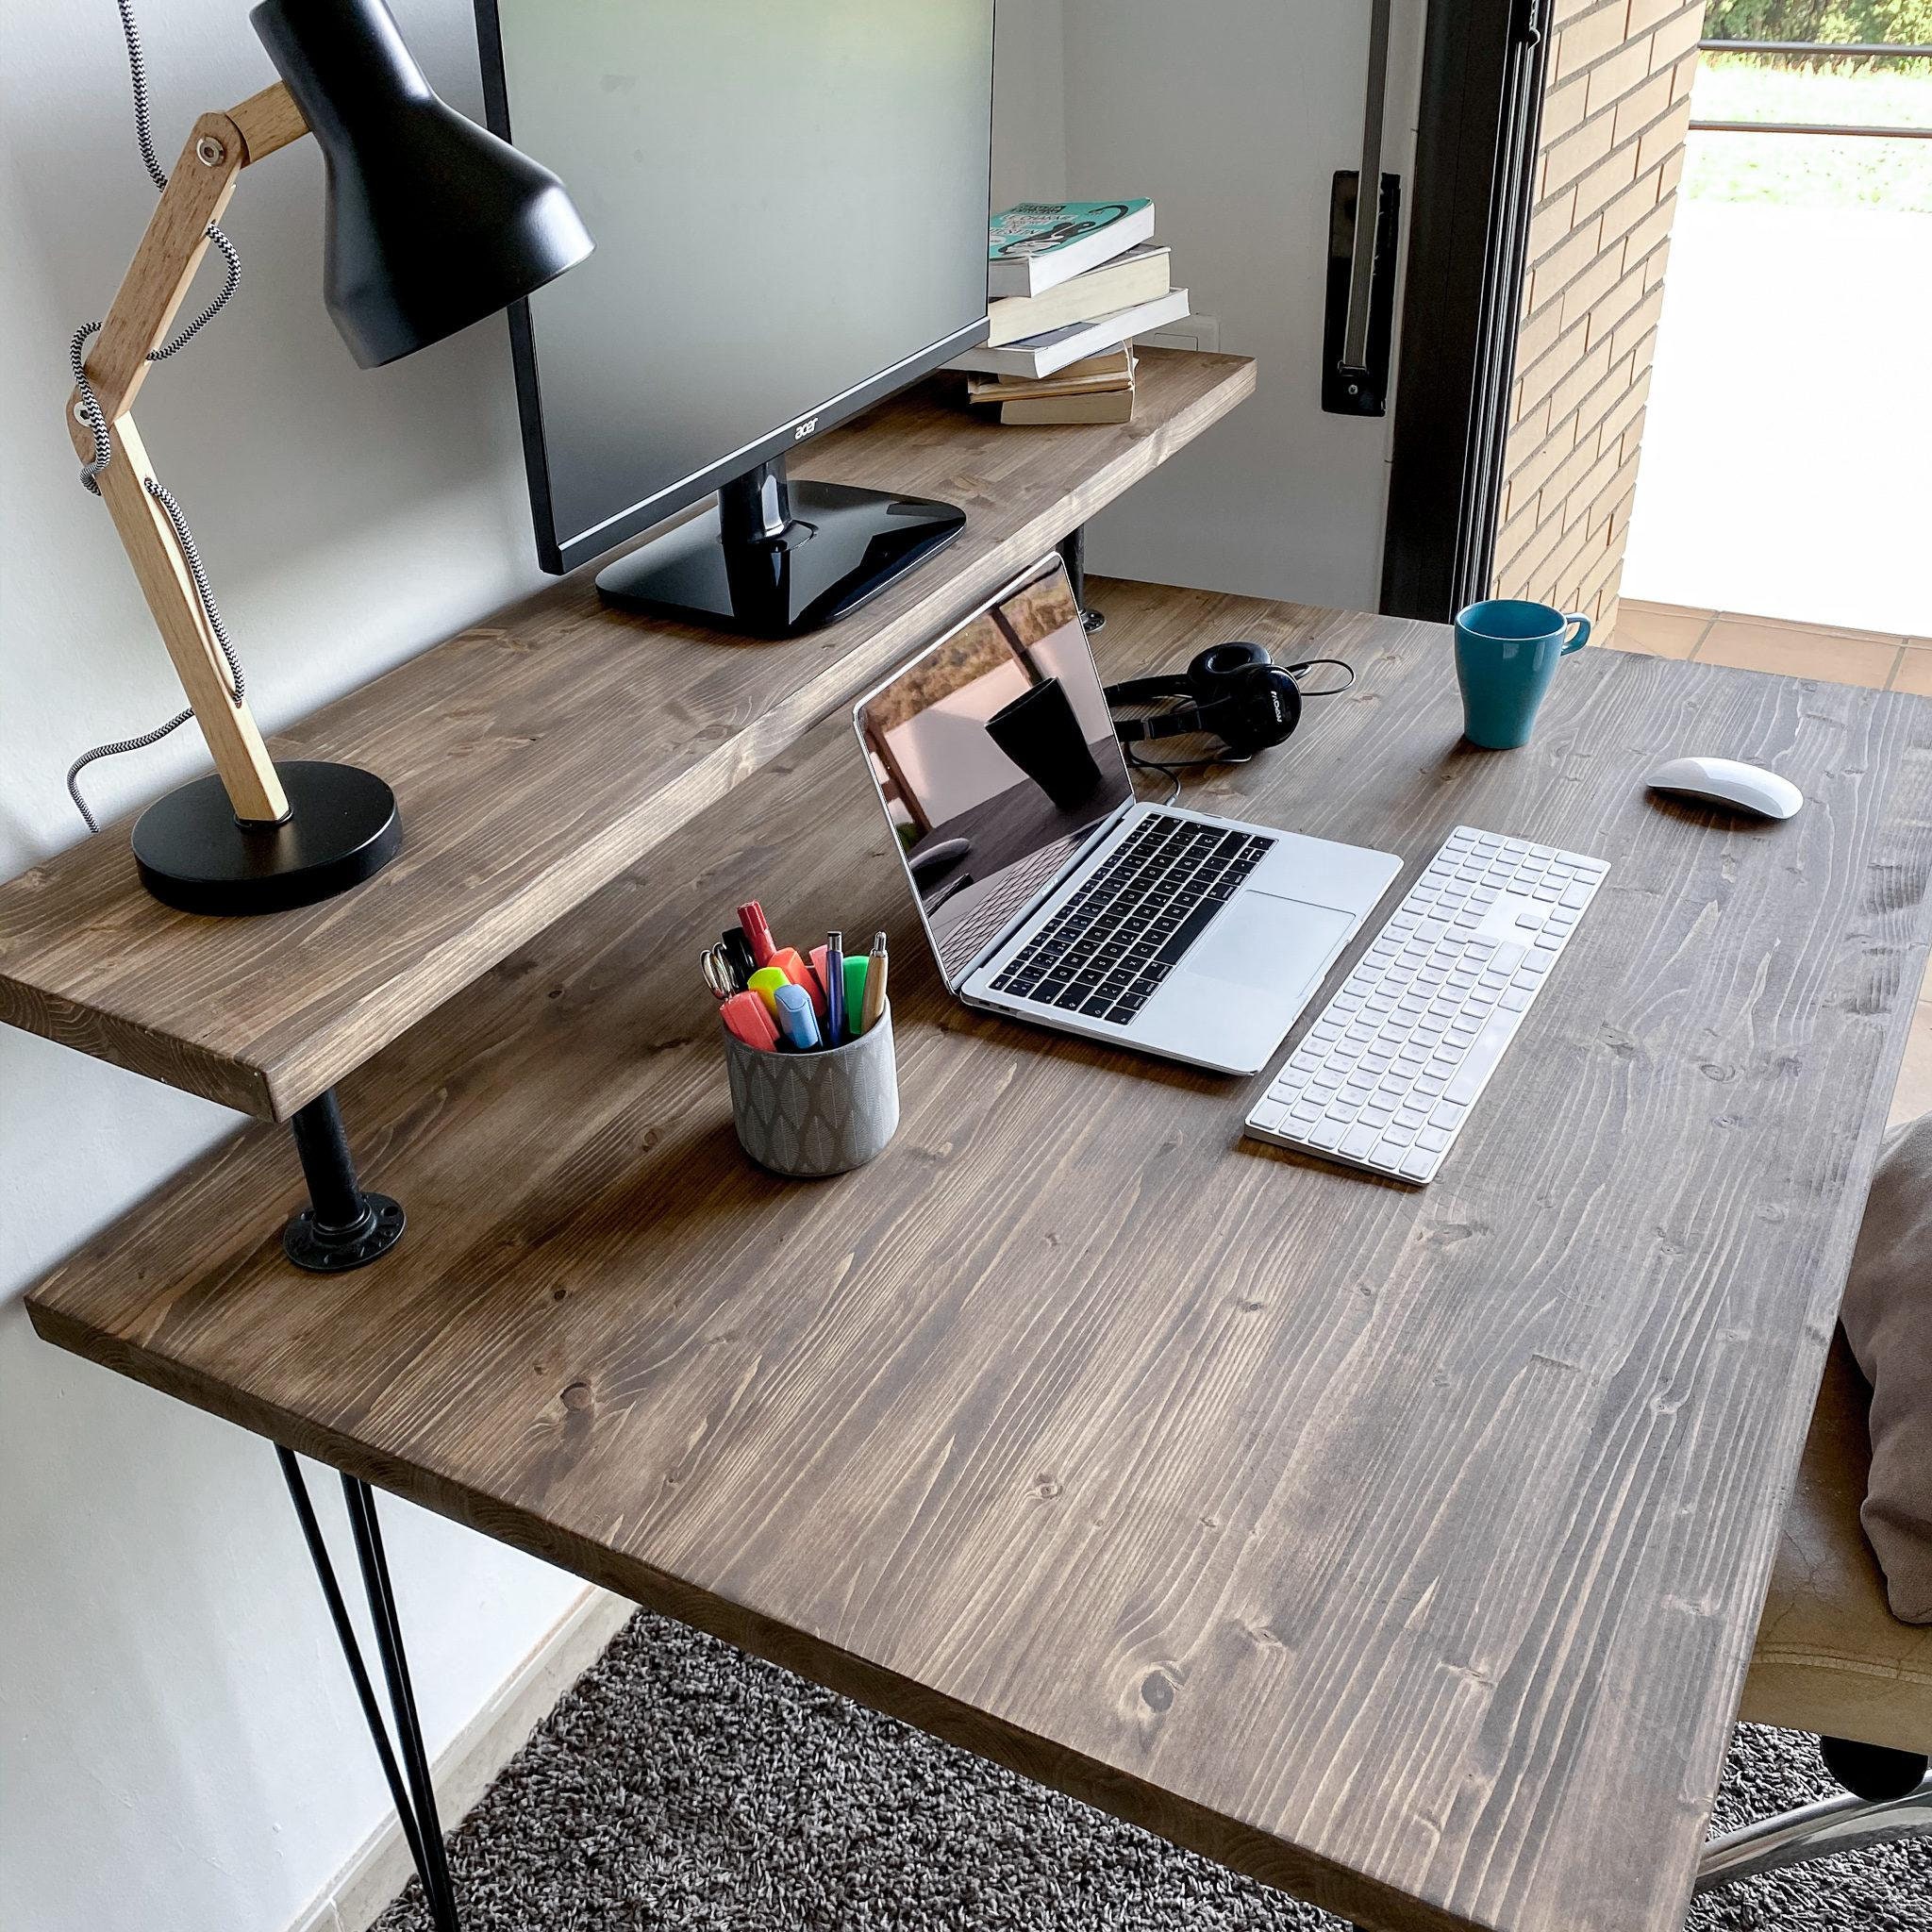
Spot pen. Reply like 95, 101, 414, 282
810, 944, 867, 1027
737, 901, 777, 969
774, 981, 822, 1051
860, 930, 888, 1034
824, 931, 845, 1046
720, 990, 779, 1051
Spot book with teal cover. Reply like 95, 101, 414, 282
988, 200, 1152, 261
986, 200, 1156, 297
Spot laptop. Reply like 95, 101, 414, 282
852, 555, 1402, 1074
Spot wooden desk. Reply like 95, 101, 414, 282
25, 581, 1932, 1932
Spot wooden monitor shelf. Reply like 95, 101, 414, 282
0, 349, 1253, 1121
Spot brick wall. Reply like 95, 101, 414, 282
1490, 0, 1705, 636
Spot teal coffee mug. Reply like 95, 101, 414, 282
1453, 599, 1591, 749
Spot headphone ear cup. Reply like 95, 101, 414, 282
1214, 664, 1302, 754
1187, 639, 1272, 702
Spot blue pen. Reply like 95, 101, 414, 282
773, 981, 822, 1051
824, 929, 845, 1046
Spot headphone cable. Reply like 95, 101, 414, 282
1125, 744, 1252, 808
1121, 656, 1355, 806
1286, 657, 1356, 698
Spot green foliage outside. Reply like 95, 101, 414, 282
1685, 59, 1932, 207
1703, 0, 1932, 46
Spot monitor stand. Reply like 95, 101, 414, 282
595, 455, 965, 640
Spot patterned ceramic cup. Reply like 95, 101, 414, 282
723, 1002, 899, 1177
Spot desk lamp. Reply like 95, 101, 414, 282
67, 0, 591, 914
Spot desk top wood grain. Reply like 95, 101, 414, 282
0, 352, 1252, 1122
26, 581, 1932, 1932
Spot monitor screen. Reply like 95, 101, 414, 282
478, 0, 994, 574
856, 558, 1134, 987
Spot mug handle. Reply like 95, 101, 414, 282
1560, 613, 1591, 654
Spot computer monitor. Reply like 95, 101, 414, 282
475, 0, 994, 639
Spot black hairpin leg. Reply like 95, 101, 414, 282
1057, 525, 1106, 634
278, 1449, 460, 1931
283, 1089, 405, 1272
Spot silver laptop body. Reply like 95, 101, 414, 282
852, 555, 1401, 1074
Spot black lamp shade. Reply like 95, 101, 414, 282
251, 0, 591, 368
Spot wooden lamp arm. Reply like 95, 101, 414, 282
65, 82, 309, 828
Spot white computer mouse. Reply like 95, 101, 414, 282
1646, 755, 1804, 821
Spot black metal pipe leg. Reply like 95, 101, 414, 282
279, 1448, 460, 1931
283, 1088, 405, 1271
1057, 525, 1106, 634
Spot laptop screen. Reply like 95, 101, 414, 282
855, 556, 1134, 988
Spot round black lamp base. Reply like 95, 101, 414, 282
132, 760, 400, 916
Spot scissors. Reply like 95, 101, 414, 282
701, 943, 743, 999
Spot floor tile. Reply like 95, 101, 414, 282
1907, 637, 1932, 651
1890, 1003, 1932, 1130
1892, 652, 1932, 699
1610, 604, 1709, 658
1711, 610, 1900, 645
1621, 599, 1718, 620
1695, 619, 1901, 689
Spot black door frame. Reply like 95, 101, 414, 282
1381, 0, 1554, 620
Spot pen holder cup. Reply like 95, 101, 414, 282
723, 1003, 899, 1178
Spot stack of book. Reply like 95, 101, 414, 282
947, 200, 1189, 425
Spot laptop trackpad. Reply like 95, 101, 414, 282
1181, 891, 1353, 993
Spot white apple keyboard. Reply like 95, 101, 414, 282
1243, 826, 1607, 1183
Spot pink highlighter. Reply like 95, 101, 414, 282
771, 947, 824, 1018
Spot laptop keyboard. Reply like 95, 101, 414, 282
989, 812, 1275, 1025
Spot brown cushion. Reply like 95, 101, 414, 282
1740, 1334, 1932, 1754
1840, 1114, 1932, 1624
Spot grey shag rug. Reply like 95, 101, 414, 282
375, 1610, 1930, 1932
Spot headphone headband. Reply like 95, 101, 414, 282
1105, 673, 1194, 709
1113, 702, 1214, 744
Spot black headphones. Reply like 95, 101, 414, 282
1105, 641, 1310, 758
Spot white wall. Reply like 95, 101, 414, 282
991, 0, 1066, 207
0, 8, 1065, 1930
1059, 0, 1424, 609
0, 5, 606, 1929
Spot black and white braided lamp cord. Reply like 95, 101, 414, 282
67, 0, 250, 834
